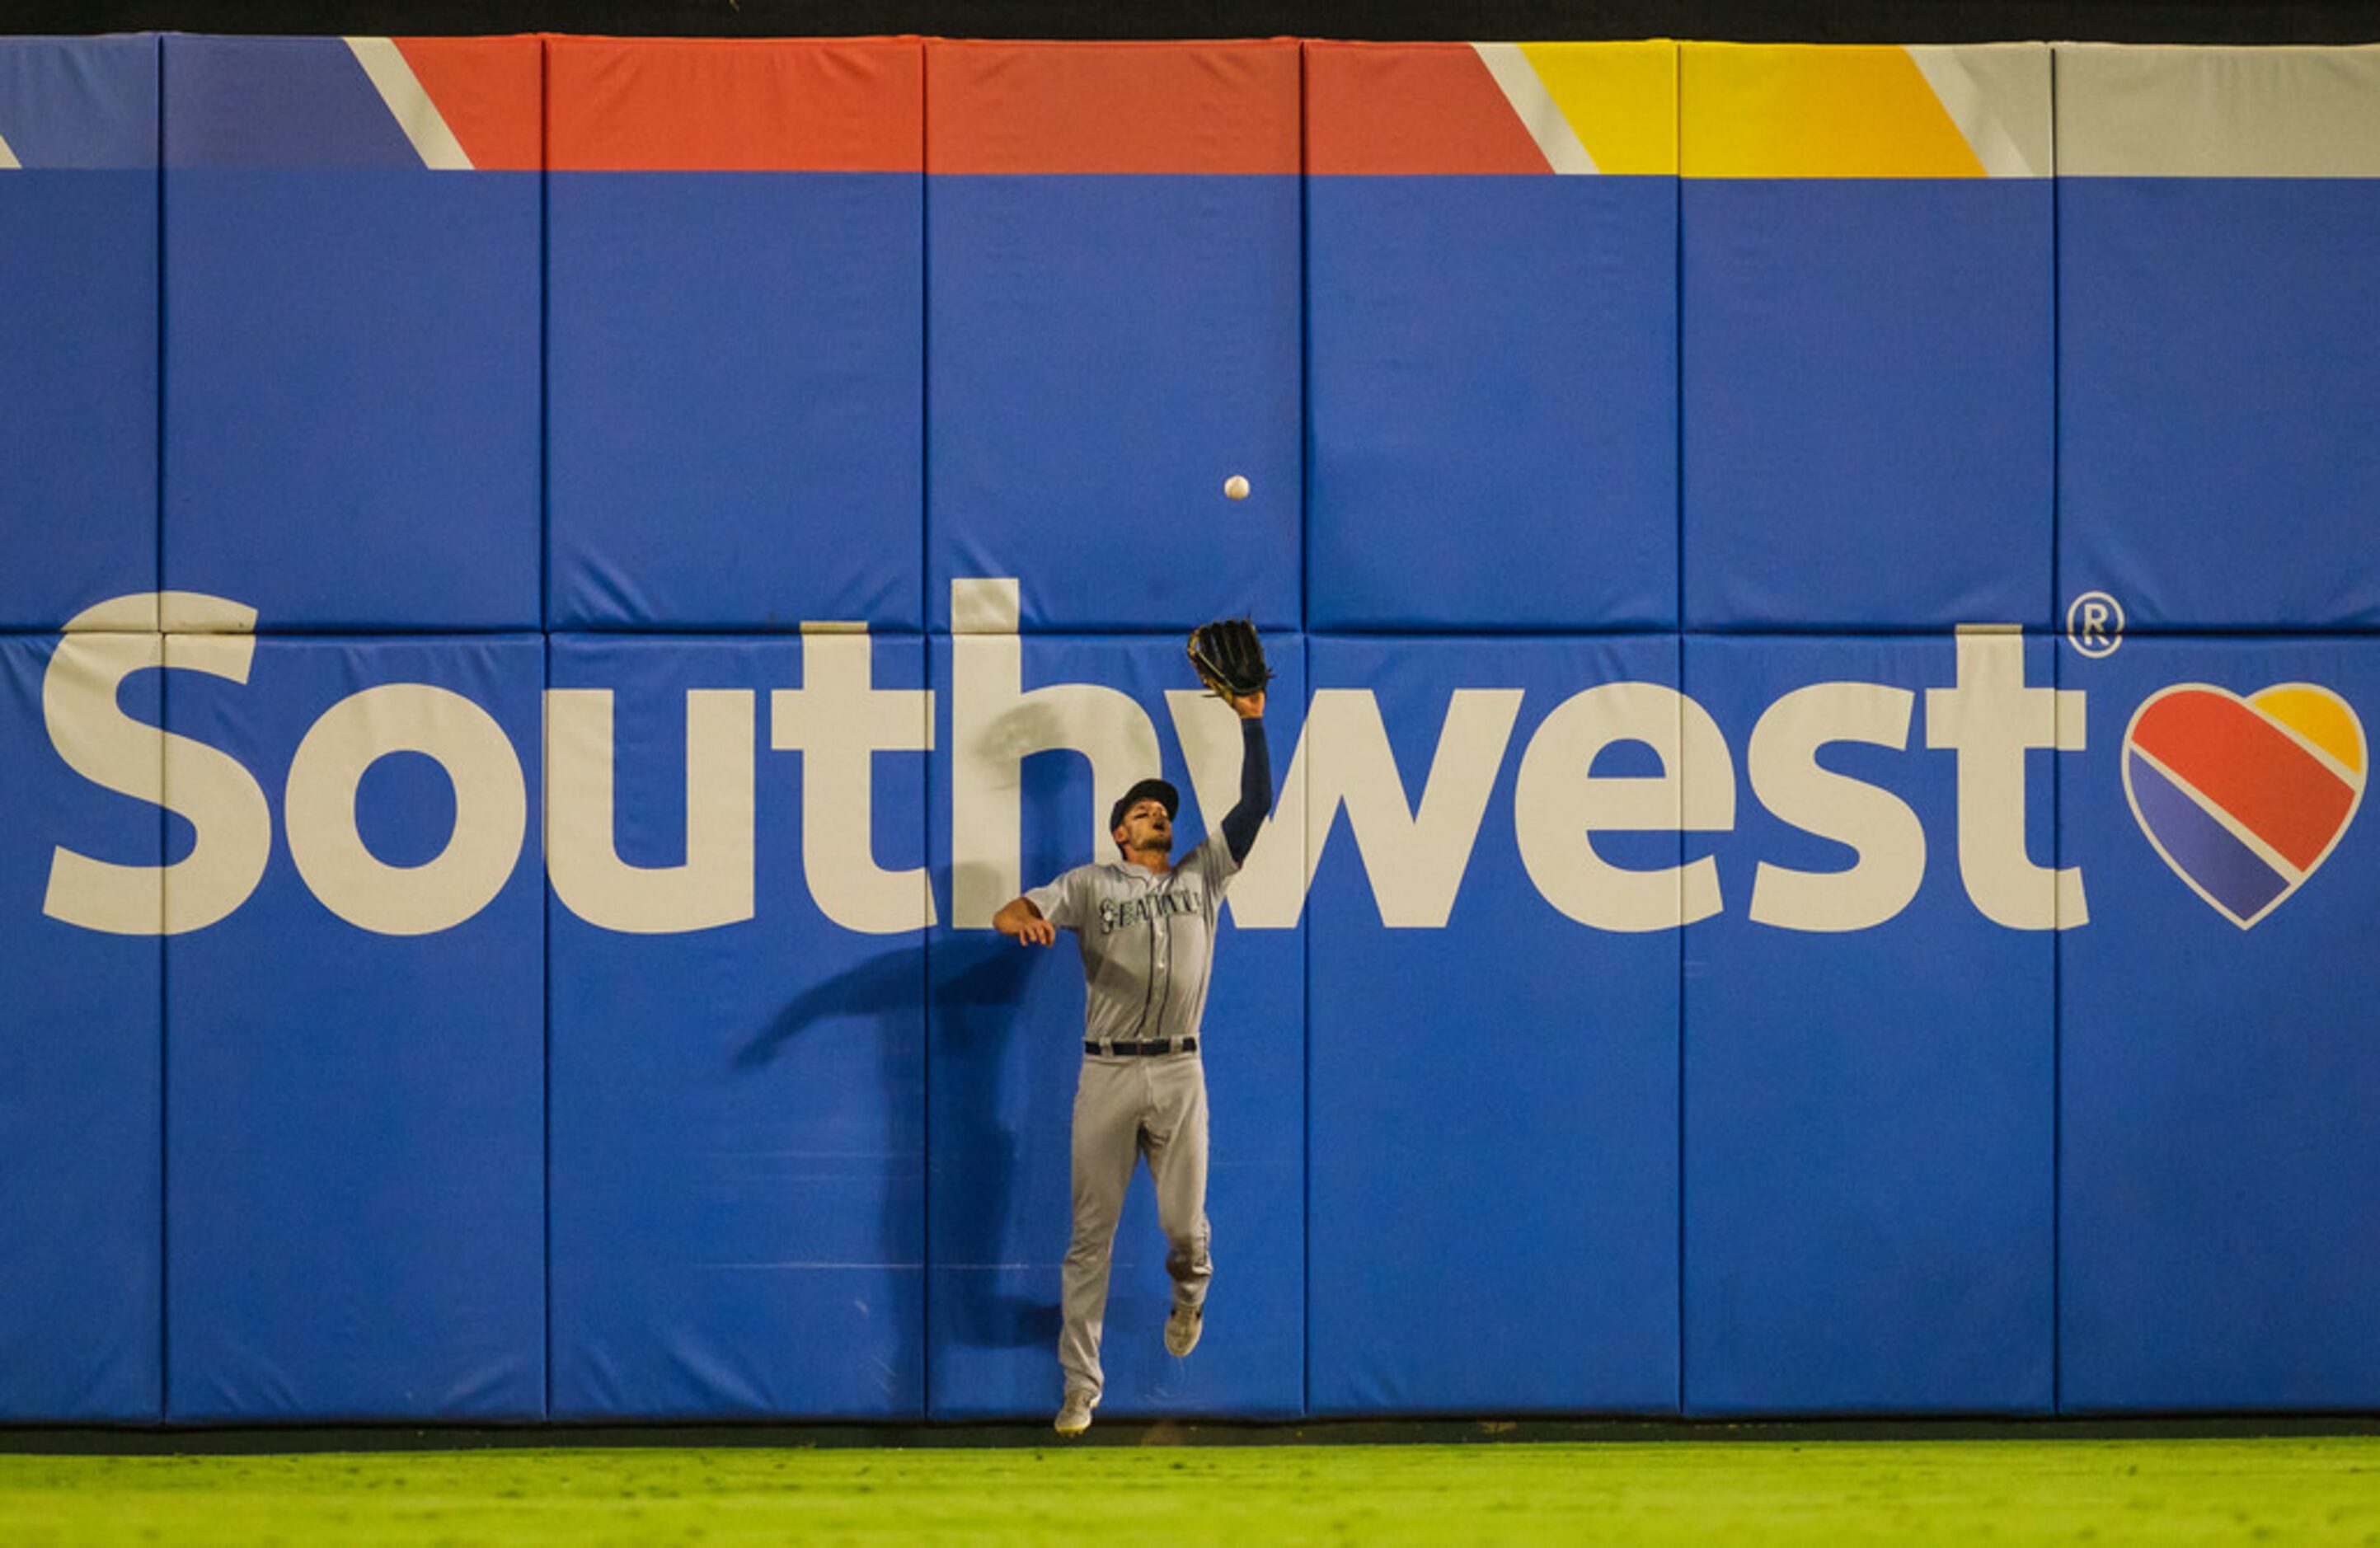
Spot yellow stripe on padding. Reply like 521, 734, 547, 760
1683, 43, 1983, 177
2252, 687, 2368, 780
1514, 41, 1678, 176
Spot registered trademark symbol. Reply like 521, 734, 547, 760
2066, 591, 2124, 658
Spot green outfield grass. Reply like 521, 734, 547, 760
5, 1436, 2378, 1545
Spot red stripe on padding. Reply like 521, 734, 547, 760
547, 37, 922, 172
390, 37, 542, 171
1306, 41, 1550, 174
927, 40, 1298, 174
2133, 690, 2355, 872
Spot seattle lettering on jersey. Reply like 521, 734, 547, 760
1097, 889, 1206, 935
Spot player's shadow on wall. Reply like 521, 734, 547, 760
930, 921, 1066, 1355
734, 931, 1062, 1371
737, 707, 1112, 1405
737, 950, 925, 1072
735, 946, 937, 1410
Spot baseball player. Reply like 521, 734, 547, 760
991, 634, 1273, 1438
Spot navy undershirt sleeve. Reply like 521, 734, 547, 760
1220, 716, 1273, 866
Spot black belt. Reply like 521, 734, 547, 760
1086, 1039, 1196, 1057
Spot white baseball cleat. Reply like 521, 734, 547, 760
1165, 1301, 1203, 1358
1054, 1388, 1096, 1438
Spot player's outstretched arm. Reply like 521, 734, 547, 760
1219, 711, 1273, 866
1187, 618, 1275, 865
993, 895, 1058, 946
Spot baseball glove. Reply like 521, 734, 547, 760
1186, 618, 1274, 701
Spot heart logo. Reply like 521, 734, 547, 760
2122, 683, 2366, 929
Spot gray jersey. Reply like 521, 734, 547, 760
1026, 833, 1242, 1048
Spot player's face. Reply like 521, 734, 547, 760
1115, 799, 1172, 858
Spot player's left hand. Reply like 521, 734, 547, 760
1188, 619, 1273, 713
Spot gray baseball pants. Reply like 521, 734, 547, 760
1059, 1052, 1212, 1400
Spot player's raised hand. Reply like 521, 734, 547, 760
1188, 619, 1273, 717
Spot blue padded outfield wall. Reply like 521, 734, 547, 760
3, 36, 2379, 1423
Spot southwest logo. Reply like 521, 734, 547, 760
2122, 684, 2367, 929
33, 589, 2375, 941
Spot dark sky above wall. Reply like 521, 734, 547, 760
10, 0, 2380, 42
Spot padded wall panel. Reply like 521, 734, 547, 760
927, 622, 1305, 1419
1681, 633, 2054, 1415
547, 40, 924, 631
925, 43, 1301, 632
1305, 42, 1677, 631
1681, 45, 2054, 631
0, 634, 162, 1419
166, 635, 542, 1420
1307, 636, 1679, 1414
162, 37, 540, 631
2061, 636, 2380, 1411
2058, 47, 2380, 631
548, 634, 927, 1419
0, 39, 157, 630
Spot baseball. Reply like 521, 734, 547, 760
1224, 474, 1251, 500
